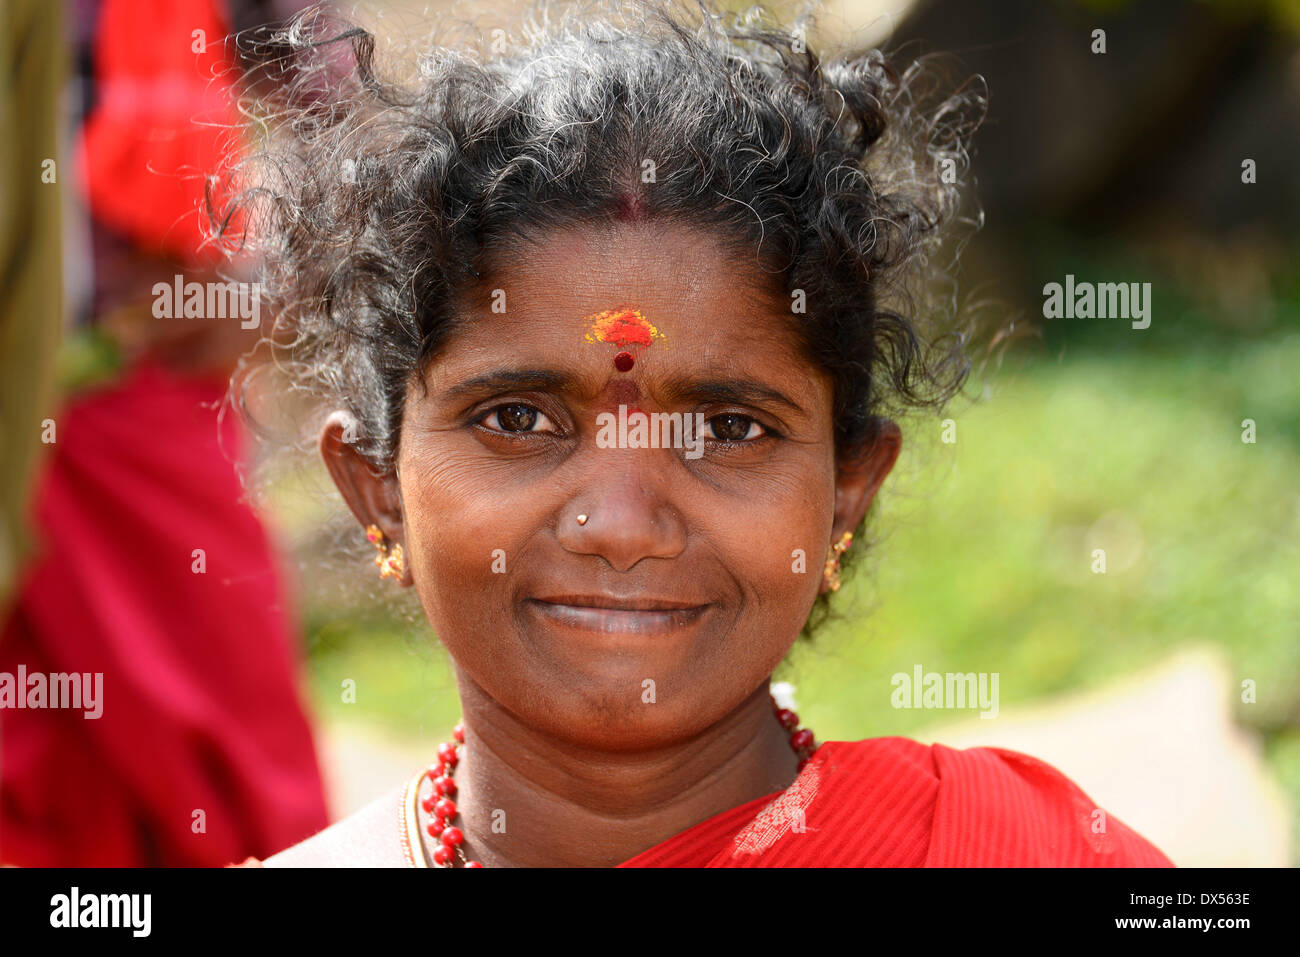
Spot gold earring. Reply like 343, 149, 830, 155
822, 531, 853, 592
365, 524, 405, 580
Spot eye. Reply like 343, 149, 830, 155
480, 403, 556, 434
704, 413, 765, 441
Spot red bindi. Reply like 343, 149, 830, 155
615, 193, 649, 222
613, 351, 635, 372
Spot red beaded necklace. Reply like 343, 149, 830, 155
403, 694, 818, 868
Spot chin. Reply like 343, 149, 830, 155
514, 676, 729, 752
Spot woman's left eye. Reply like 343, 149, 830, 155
480, 404, 555, 434
704, 413, 765, 441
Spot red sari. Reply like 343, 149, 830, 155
231, 735, 1172, 867
619, 738, 1173, 867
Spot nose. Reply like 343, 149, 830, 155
555, 449, 687, 572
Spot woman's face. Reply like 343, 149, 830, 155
330, 220, 897, 750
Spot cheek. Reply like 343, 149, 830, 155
397, 445, 545, 636
710, 463, 835, 641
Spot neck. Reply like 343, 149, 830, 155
433, 678, 800, 867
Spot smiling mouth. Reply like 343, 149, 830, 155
525, 596, 710, 635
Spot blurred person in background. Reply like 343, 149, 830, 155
0, 2, 64, 619
0, 0, 329, 866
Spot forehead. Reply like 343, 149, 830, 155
461, 220, 802, 360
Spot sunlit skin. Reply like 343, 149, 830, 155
319, 219, 900, 867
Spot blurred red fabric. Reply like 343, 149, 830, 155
0, 360, 329, 866
79, 0, 244, 266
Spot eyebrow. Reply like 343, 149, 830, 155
441, 369, 575, 400
440, 367, 806, 415
659, 377, 806, 415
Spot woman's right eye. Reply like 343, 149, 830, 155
479, 404, 555, 434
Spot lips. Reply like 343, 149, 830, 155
525, 594, 710, 636
532, 593, 702, 611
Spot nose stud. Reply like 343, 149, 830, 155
576, 514, 589, 525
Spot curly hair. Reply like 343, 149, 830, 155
218, 0, 986, 636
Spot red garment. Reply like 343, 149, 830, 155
79, 0, 245, 266
619, 738, 1174, 867
0, 360, 329, 866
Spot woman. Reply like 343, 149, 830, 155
225, 0, 1173, 867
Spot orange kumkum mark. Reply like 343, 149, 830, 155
582, 308, 664, 349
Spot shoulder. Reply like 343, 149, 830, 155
922, 741, 1174, 867
259, 784, 411, 868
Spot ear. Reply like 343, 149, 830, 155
319, 409, 411, 586
820, 419, 901, 594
